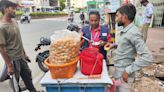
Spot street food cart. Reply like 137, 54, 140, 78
40, 61, 113, 92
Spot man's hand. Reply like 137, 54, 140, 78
91, 41, 105, 46
25, 55, 31, 62
122, 71, 129, 83
23, 49, 31, 62
104, 42, 113, 51
0, 46, 14, 75
99, 41, 105, 46
91, 41, 100, 46
7, 64, 14, 75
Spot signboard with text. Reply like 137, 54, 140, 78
21, 0, 34, 7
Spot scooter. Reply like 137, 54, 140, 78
35, 24, 80, 72
67, 24, 80, 32
68, 16, 74, 22
35, 37, 50, 72
20, 14, 31, 24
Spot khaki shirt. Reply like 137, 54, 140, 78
0, 19, 25, 60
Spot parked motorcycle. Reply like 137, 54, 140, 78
35, 37, 51, 72
66, 24, 80, 32
35, 24, 80, 72
68, 16, 74, 22
20, 14, 31, 24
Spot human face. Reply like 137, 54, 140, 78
141, 2, 148, 7
115, 11, 124, 26
89, 14, 100, 29
142, 2, 147, 7
5, 6, 16, 18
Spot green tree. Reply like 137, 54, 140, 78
59, 0, 65, 10
49, 0, 65, 11
49, 0, 57, 6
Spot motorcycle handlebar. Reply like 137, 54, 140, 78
35, 37, 51, 51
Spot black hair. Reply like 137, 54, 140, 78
116, 4, 136, 22
0, 0, 17, 14
141, 0, 148, 4
89, 11, 100, 19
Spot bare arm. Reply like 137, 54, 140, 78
0, 45, 14, 75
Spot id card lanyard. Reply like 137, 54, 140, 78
90, 27, 99, 42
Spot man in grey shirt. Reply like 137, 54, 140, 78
106, 4, 153, 92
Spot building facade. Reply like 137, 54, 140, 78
20, 0, 35, 12
149, 0, 164, 27
34, 0, 50, 12
104, 0, 164, 27
20, 0, 51, 12
70, 0, 84, 8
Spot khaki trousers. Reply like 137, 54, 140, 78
140, 23, 150, 42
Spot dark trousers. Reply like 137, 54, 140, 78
13, 59, 36, 92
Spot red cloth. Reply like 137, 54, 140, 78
106, 79, 115, 92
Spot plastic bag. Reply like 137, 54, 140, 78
49, 30, 81, 65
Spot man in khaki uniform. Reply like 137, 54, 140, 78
140, 0, 154, 42
0, 0, 37, 92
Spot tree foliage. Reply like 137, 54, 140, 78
49, 0, 57, 6
49, 0, 65, 10
59, 0, 65, 10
